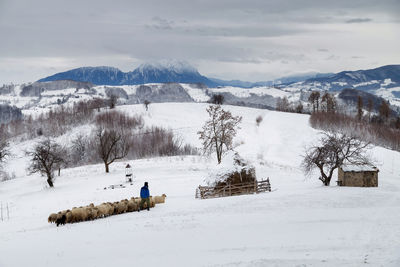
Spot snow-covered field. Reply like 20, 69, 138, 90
1, 103, 400, 267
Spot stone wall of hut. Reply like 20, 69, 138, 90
338, 168, 378, 187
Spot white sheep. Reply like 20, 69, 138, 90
153, 194, 167, 204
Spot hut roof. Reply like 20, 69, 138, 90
341, 165, 378, 172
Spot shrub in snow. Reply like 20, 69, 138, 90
205, 150, 256, 187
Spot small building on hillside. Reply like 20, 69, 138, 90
337, 165, 379, 187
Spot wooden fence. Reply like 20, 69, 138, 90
196, 178, 271, 199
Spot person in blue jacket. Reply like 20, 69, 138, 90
139, 182, 150, 211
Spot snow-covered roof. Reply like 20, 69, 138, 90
341, 165, 379, 172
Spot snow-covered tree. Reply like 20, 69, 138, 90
198, 105, 242, 164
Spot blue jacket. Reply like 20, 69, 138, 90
140, 186, 150, 198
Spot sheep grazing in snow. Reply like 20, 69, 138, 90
153, 194, 167, 204
87, 207, 99, 220
115, 200, 128, 214
134, 197, 141, 206
48, 213, 57, 223
127, 198, 139, 212
97, 202, 113, 218
49, 193, 166, 226
65, 210, 73, 223
56, 213, 66, 227
70, 207, 88, 223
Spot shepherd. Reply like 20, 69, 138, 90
139, 182, 150, 211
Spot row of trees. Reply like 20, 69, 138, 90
309, 111, 400, 151
25, 109, 198, 187
276, 92, 338, 114
276, 97, 304, 113
0, 98, 198, 187
356, 95, 392, 124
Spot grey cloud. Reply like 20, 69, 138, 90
325, 55, 341, 61
346, 18, 373, 23
145, 16, 174, 30
0, 0, 399, 83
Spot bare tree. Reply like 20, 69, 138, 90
256, 115, 263, 126
211, 94, 224, 105
379, 100, 390, 122
0, 139, 10, 165
143, 100, 151, 111
108, 95, 118, 109
70, 134, 88, 165
295, 102, 304, 113
26, 139, 67, 187
197, 105, 242, 164
276, 96, 290, 112
308, 91, 320, 112
367, 98, 373, 122
321, 92, 336, 113
94, 126, 130, 173
357, 96, 363, 121
302, 132, 373, 186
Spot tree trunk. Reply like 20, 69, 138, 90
47, 174, 54, 187
318, 167, 331, 186
105, 163, 109, 173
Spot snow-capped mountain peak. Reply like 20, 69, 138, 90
137, 60, 198, 74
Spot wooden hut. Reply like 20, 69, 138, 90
337, 165, 379, 187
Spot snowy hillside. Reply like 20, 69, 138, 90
1, 103, 400, 266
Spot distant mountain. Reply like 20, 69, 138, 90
38, 60, 335, 89
275, 72, 334, 85
299, 65, 400, 92
208, 78, 256, 88
210, 72, 333, 88
38, 66, 124, 86
38, 60, 219, 87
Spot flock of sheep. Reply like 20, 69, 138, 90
48, 194, 166, 226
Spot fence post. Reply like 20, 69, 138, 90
1, 202, 3, 222
6, 203, 9, 220
254, 180, 257, 193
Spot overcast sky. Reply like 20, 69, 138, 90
0, 0, 399, 84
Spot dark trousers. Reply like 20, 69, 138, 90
140, 197, 150, 210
